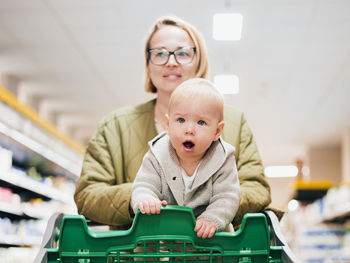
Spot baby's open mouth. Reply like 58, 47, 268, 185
183, 141, 195, 149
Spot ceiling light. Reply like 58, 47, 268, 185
213, 13, 243, 41
214, 74, 239, 94
265, 166, 298, 178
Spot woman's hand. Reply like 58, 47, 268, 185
137, 199, 167, 215
194, 218, 217, 238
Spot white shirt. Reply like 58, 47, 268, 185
181, 163, 201, 195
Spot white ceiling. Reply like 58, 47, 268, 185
0, 0, 349, 167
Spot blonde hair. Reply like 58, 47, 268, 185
144, 16, 209, 93
168, 78, 224, 121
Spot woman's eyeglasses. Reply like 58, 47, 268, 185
148, 47, 196, 65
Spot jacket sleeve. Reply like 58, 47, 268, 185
233, 114, 272, 226
197, 152, 240, 231
131, 151, 163, 214
74, 119, 133, 227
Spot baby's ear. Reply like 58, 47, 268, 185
214, 121, 225, 141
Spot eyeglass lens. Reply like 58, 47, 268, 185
149, 47, 195, 65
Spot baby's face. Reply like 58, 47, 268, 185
167, 96, 223, 162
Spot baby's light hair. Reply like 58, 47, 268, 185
168, 78, 224, 121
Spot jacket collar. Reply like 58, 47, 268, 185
149, 132, 228, 204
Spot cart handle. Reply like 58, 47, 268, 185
33, 212, 64, 263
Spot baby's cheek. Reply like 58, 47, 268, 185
171, 135, 182, 148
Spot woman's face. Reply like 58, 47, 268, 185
148, 25, 198, 97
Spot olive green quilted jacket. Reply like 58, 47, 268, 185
74, 99, 273, 228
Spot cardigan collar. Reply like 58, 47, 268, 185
149, 132, 228, 205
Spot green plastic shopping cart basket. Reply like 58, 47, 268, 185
35, 205, 298, 262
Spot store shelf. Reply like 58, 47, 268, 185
292, 179, 332, 203
0, 235, 41, 247
0, 121, 81, 180
0, 202, 27, 220
0, 85, 84, 155
0, 201, 56, 221
0, 87, 85, 180
323, 204, 350, 223
0, 170, 74, 205
284, 184, 350, 261
0, 86, 80, 252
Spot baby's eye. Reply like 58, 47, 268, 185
197, 120, 206, 126
177, 117, 185, 123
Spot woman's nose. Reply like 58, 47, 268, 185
166, 54, 178, 66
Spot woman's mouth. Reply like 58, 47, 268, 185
164, 73, 181, 80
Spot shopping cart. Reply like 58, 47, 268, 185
34, 205, 298, 262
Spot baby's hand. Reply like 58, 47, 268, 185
194, 219, 217, 238
138, 199, 167, 215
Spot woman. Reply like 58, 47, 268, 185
74, 15, 276, 229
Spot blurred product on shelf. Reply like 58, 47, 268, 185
323, 184, 350, 221
0, 217, 44, 245
344, 221, 350, 257
0, 146, 12, 173
0, 247, 39, 263
296, 223, 347, 262
0, 187, 17, 204
24, 199, 77, 218
281, 184, 350, 262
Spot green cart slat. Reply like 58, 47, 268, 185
37, 205, 291, 263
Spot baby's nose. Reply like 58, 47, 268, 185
185, 122, 195, 134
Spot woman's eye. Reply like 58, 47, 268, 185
177, 118, 185, 123
177, 51, 188, 57
156, 52, 166, 57
197, 120, 206, 126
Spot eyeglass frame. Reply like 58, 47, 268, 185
147, 46, 197, 65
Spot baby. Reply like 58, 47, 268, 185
132, 78, 239, 238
